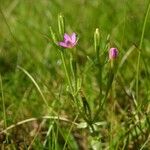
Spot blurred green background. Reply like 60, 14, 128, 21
1, 0, 149, 73
0, 0, 150, 132
0, 0, 150, 148
0, 0, 150, 126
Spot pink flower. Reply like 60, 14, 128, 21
58, 33, 77, 48
109, 48, 118, 60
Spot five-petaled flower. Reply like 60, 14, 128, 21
58, 33, 77, 48
109, 47, 118, 60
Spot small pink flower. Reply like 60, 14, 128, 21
109, 48, 118, 60
58, 33, 77, 48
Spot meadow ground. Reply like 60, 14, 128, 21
0, 0, 150, 149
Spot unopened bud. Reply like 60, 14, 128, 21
58, 14, 65, 38
94, 28, 100, 53
109, 48, 118, 60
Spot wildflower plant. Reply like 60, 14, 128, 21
49, 8, 150, 148
0, 0, 150, 148
50, 14, 120, 135
50, 14, 81, 104
0, 1, 150, 148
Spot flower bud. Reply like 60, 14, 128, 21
94, 28, 100, 53
109, 48, 118, 60
58, 14, 65, 39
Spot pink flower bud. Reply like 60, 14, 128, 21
109, 48, 118, 60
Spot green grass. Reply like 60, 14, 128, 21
0, 0, 150, 149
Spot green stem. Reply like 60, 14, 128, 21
110, 60, 115, 100
61, 52, 91, 124
61, 52, 74, 93
93, 60, 116, 122
73, 47, 78, 92
136, 1, 150, 102
98, 64, 102, 98
96, 49, 102, 106
0, 75, 8, 142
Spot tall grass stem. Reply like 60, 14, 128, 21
136, 1, 150, 102
0, 75, 8, 143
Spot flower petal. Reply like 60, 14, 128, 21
59, 42, 68, 48
64, 33, 71, 42
71, 33, 76, 43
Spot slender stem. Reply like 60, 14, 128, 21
0, 75, 8, 142
96, 49, 102, 106
73, 47, 78, 92
139, 1, 150, 49
0, 75, 7, 128
17, 66, 56, 115
60, 52, 74, 93
98, 64, 102, 99
63, 115, 78, 150
136, 1, 150, 102
61, 51, 92, 124
136, 52, 141, 102
121, 0, 127, 48
1, 116, 79, 134
93, 60, 116, 121
110, 60, 115, 100
70, 47, 77, 92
